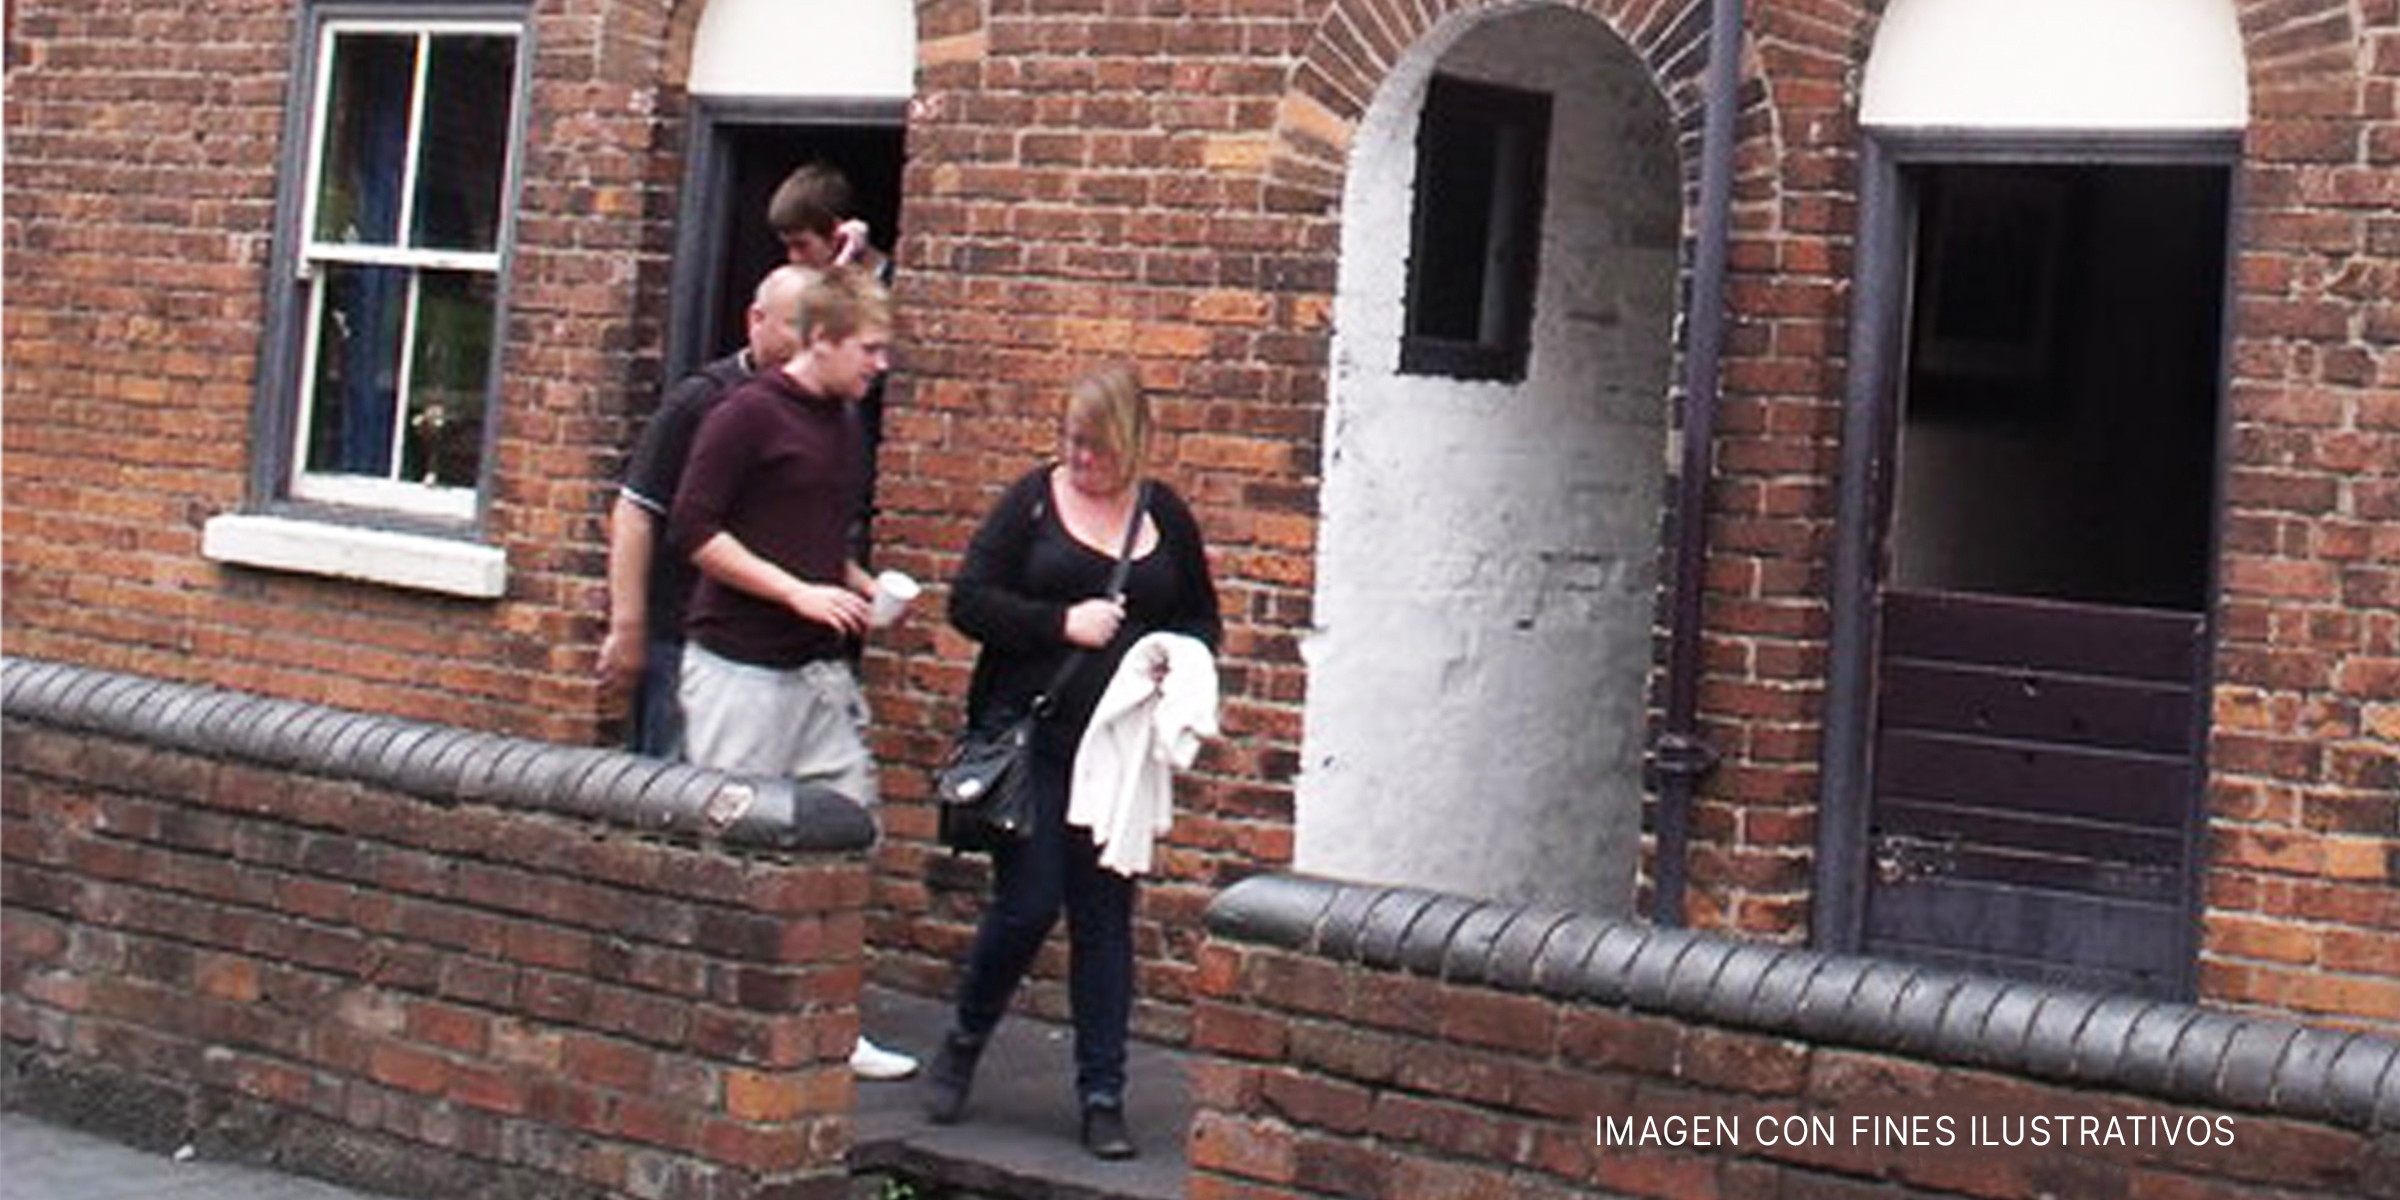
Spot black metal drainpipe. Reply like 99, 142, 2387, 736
1649, 0, 1744, 927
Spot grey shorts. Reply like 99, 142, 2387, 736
678, 644, 878, 806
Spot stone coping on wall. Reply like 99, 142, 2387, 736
0, 656, 875, 853
1206, 873, 2400, 1134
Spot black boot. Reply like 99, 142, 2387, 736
923, 1030, 986, 1125
1081, 1101, 1136, 1160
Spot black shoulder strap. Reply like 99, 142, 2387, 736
1101, 480, 1148, 599
1025, 462, 1054, 526
1032, 481, 1149, 716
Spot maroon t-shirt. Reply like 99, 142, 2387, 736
667, 369, 865, 669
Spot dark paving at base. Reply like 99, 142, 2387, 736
854, 988, 1187, 1200
0, 1112, 404, 1200
0, 987, 1184, 1200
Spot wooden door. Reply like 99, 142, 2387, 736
1862, 591, 2205, 994
1841, 154, 2233, 998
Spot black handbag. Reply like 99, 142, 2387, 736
935, 713, 1037, 851
936, 482, 1147, 852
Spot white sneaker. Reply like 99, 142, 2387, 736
849, 1035, 919, 1081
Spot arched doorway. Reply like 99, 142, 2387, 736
1821, 0, 2248, 996
1296, 5, 1679, 914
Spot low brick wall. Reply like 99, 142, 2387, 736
1, 657, 878, 1200
1193, 874, 2400, 1200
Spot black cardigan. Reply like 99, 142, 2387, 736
949, 465, 1222, 753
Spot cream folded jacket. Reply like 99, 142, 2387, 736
1068, 632, 1221, 876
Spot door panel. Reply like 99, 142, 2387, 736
1877, 729, 2192, 826
1865, 589, 2205, 995
1880, 589, 2204, 684
1873, 800, 2184, 876
1865, 881, 2186, 989
1878, 660, 2197, 755
1823, 146, 2236, 998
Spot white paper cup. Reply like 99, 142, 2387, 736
869, 569, 921, 628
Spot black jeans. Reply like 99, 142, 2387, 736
629, 636, 685, 758
953, 744, 1136, 1106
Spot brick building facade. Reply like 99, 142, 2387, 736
5, 0, 2394, 1047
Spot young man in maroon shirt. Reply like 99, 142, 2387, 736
600, 163, 883, 757
666, 266, 918, 1080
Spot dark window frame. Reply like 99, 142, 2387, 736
1400, 74, 1552, 382
246, 0, 532, 534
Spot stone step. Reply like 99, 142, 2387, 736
852, 988, 1187, 1200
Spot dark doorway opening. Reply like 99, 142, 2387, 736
664, 105, 907, 556
1891, 163, 2228, 610
671, 115, 907, 378
1848, 156, 2234, 999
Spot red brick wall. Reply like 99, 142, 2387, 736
1193, 961, 2394, 1200
1192, 877, 2400, 1200
2203, 0, 2400, 1029
0, 0, 687, 743
2, 703, 867, 1199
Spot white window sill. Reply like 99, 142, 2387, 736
203, 514, 507, 599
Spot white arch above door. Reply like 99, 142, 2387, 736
1862, 0, 2247, 129
689, 0, 915, 98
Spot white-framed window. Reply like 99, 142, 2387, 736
283, 9, 525, 521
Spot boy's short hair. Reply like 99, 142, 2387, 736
767, 163, 853, 239
793, 266, 891, 344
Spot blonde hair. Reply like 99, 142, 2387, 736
1064, 362, 1150, 479
792, 266, 891, 345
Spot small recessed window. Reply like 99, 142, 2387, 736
1401, 74, 1551, 382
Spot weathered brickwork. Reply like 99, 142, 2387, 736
3, 0, 2393, 1046
0, 0, 691, 744
1193, 876, 2400, 1200
2204, 0, 2400, 1029
2, 666, 870, 1200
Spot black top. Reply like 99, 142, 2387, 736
620, 351, 753, 643
950, 466, 1222, 754
668, 369, 867, 669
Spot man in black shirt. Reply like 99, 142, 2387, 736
598, 266, 809, 757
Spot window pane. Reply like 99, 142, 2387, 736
1410, 122, 1501, 342
314, 32, 416, 246
413, 35, 516, 252
401, 270, 496, 487
305, 263, 409, 477
1401, 74, 1551, 381
282, 16, 519, 512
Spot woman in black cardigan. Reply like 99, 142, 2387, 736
927, 363, 1221, 1159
